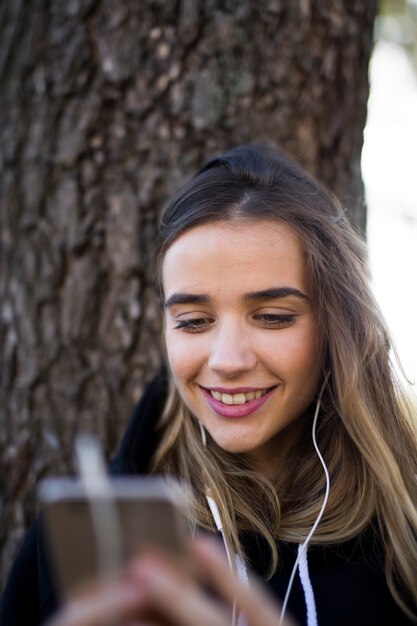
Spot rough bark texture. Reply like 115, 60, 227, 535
0, 0, 376, 588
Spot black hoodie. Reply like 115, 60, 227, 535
0, 370, 413, 626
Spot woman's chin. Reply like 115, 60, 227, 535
209, 435, 260, 456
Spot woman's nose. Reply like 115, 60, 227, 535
207, 322, 257, 377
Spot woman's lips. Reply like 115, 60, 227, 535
201, 386, 275, 418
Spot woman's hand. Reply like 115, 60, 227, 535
50, 536, 295, 626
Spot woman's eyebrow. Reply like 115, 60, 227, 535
243, 287, 309, 301
164, 287, 308, 308
164, 293, 210, 308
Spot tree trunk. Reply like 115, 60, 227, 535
0, 0, 376, 587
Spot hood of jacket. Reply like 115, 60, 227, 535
110, 367, 168, 476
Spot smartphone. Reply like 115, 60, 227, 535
39, 476, 191, 600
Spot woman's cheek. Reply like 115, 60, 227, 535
165, 331, 203, 380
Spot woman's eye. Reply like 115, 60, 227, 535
174, 318, 213, 333
254, 314, 296, 328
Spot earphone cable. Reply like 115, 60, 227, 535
279, 372, 331, 626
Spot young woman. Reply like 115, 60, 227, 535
1, 144, 417, 626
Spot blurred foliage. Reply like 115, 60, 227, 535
377, 0, 417, 69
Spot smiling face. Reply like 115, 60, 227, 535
162, 220, 322, 475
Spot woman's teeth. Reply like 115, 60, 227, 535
210, 389, 268, 405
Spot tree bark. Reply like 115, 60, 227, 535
0, 0, 376, 587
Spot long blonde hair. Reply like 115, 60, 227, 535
151, 145, 417, 620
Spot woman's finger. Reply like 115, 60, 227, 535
189, 536, 297, 626
130, 552, 231, 626
47, 580, 145, 626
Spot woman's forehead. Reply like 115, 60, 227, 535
162, 220, 308, 299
